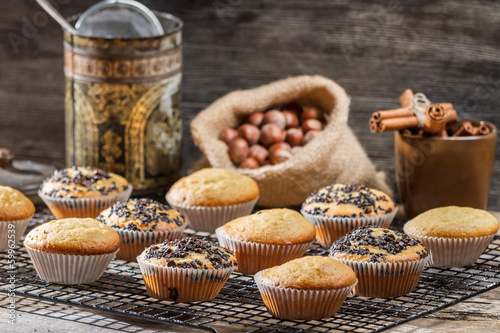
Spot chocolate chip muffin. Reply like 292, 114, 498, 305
166, 168, 259, 232
137, 238, 237, 302
38, 166, 132, 219
301, 184, 396, 248
329, 226, 429, 297
0, 185, 35, 250
404, 206, 499, 267
216, 208, 315, 274
24, 218, 120, 284
255, 256, 357, 320
97, 199, 186, 262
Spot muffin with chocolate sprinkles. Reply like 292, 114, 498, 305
329, 226, 429, 297
137, 238, 237, 302
97, 198, 186, 261
301, 184, 396, 248
39, 166, 132, 219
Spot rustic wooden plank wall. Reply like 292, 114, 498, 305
1, 0, 499, 208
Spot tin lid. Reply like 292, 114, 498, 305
75, 0, 164, 38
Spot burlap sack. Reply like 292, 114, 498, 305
191, 75, 391, 207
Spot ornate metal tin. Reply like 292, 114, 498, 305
64, 13, 183, 191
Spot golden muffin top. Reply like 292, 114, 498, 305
219, 208, 315, 245
330, 226, 428, 263
258, 256, 356, 290
0, 185, 35, 220
24, 218, 120, 255
302, 184, 394, 218
167, 168, 259, 207
139, 237, 237, 269
405, 206, 499, 238
97, 198, 185, 232
40, 166, 129, 199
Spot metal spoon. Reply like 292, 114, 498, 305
35, 0, 77, 34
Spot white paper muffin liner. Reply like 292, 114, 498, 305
216, 228, 313, 275
334, 256, 429, 298
254, 270, 357, 320
166, 195, 258, 233
403, 226, 496, 268
115, 223, 187, 262
25, 246, 118, 285
300, 208, 397, 248
137, 257, 235, 302
38, 185, 133, 219
0, 217, 32, 251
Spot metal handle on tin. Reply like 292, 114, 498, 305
35, 0, 77, 35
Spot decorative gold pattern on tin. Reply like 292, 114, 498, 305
101, 130, 125, 174
64, 46, 182, 84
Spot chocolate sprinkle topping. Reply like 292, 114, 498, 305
330, 226, 428, 263
143, 238, 237, 269
97, 198, 184, 231
302, 184, 392, 216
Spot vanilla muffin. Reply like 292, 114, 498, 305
137, 238, 237, 302
216, 208, 315, 274
404, 206, 499, 267
255, 256, 357, 320
24, 218, 120, 284
97, 199, 186, 261
329, 226, 429, 297
301, 184, 396, 248
39, 166, 132, 219
0, 185, 35, 250
166, 168, 259, 232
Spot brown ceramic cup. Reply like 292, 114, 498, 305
395, 121, 496, 219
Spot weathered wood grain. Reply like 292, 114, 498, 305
1, 0, 499, 207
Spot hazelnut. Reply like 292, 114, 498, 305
281, 129, 287, 142
260, 124, 282, 147
291, 146, 303, 155
247, 112, 264, 127
228, 138, 249, 164
285, 128, 304, 147
238, 124, 260, 146
302, 107, 323, 122
303, 129, 321, 145
302, 119, 322, 133
283, 111, 299, 129
269, 148, 292, 165
239, 157, 260, 169
262, 110, 286, 129
269, 142, 291, 154
222, 128, 238, 144
248, 145, 269, 165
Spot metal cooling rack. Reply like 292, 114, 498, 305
1, 209, 499, 333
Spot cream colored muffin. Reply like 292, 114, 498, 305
24, 218, 120, 255
0, 185, 35, 221
302, 184, 394, 218
258, 256, 356, 290
98, 199, 185, 232
329, 226, 429, 297
255, 256, 357, 320
0, 186, 35, 250
405, 206, 499, 238
404, 206, 499, 267
40, 166, 129, 199
167, 168, 259, 207
218, 208, 315, 245
97, 199, 187, 262
216, 209, 315, 274
24, 218, 120, 284
166, 168, 259, 232
330, 227, 428, 263
301, 184, 396, 248
137, 238, 237, 302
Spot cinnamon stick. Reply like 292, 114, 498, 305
479, 123, 491, 135
378, 116, 419, 132
373, 108, 415, 121
399, 89, 414, 108
423, 104, 446, 134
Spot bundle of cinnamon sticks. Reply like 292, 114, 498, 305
369, 89, 491, 137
